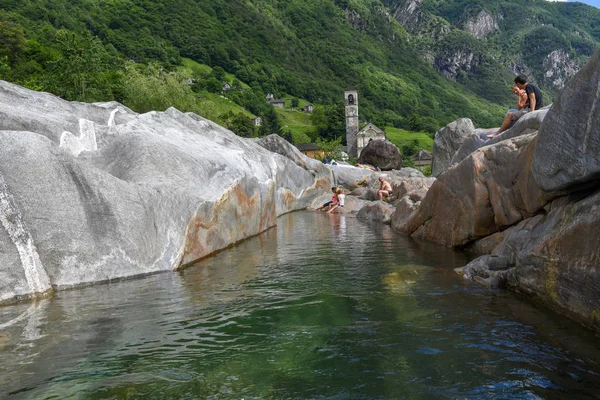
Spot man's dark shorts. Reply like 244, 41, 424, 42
511, 108, 530, 121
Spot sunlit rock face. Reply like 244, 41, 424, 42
390, 0, 425, 33
399, 133, 560, 246
532, 49, 600, 192
463, 10, 499, 39
432, 118, 475, 177
457, 189, 600, 331
542, 50, 580, 90
442, 50, 600, 331
0, 80, 329, 303
433, 50, 482, 81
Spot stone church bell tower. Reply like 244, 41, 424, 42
344, 88, 359, 158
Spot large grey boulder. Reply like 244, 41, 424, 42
457, 189, 600, 331
532, 49, 600, 192
398, 133, 561, 246
330, 164, 375, 190
356, 202, 394, 224
451, 109, 549, 166
0, 82, 136, 143
390, 196, 420, 231
0, 80, 330, 303
431, 118, 475, 177
357, 139, 403, 171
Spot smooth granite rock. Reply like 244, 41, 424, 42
451, 109, 549, 166
398, 133, 561, 246
356, 201, 394, 224
0, 80, 330, 303
357, 139, 403, 171
532, 49, 600, 192
458, 189, 600, 330
432, 118, 474, 177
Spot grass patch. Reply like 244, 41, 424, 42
195, 92, 254, 126
180, 58, 251, 89
385, 127, 434, 151
276, 108, 314, 144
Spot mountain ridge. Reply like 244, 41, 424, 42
1, 0, 598, 135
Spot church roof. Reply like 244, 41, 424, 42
296, 143, 321, 152
357, 123, 385, 136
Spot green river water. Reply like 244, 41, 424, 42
0, 211, 599, 399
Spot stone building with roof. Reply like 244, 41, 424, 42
296, 143, 324, 159
357, 123, 386, 156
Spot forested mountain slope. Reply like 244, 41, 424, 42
384, 0, 600, 102
1, 0, 598, 135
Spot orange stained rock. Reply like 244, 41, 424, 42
181, 180, 269, 267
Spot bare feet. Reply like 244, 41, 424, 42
487, 132, 497, 139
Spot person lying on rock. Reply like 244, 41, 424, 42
487, 75, 544, 139
377, 176, 392, 201
316, 187, 338, 211
327, 187, 345, 213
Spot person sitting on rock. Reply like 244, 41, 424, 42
327, 187, 345, 213
377, 176, 392, 201
316, 187, 338, 211
488, 75, 544, 139
507, 85, 528, 114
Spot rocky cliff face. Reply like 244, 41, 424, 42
433, 50, 482, 81
390, 0, 424, 33
385, 0, 593, 96
542, 50, 580, 90
463, 10, 499, 39
0, 80, 332, 304
399, 49, 600, 331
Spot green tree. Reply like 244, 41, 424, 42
315, 136, 344, 161
259, 105, 283, 136
221, 112, 256, 138
212, 65, 226, 82
120, 62, 197, 113
231, 79, 243, 91
0, 17, 26, 64
312, 102, 345, 141
291, 97, 299, 109
205, 77, 222, 93
0, 56, 11, 80
282, 128, 294, 144
47, 30, 115, 101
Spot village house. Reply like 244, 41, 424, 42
251, 117, 262, 126
413, 149, 433, 167
303, 104, 314, 113
266, 93, 285, 108
295, 143, 324, 159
